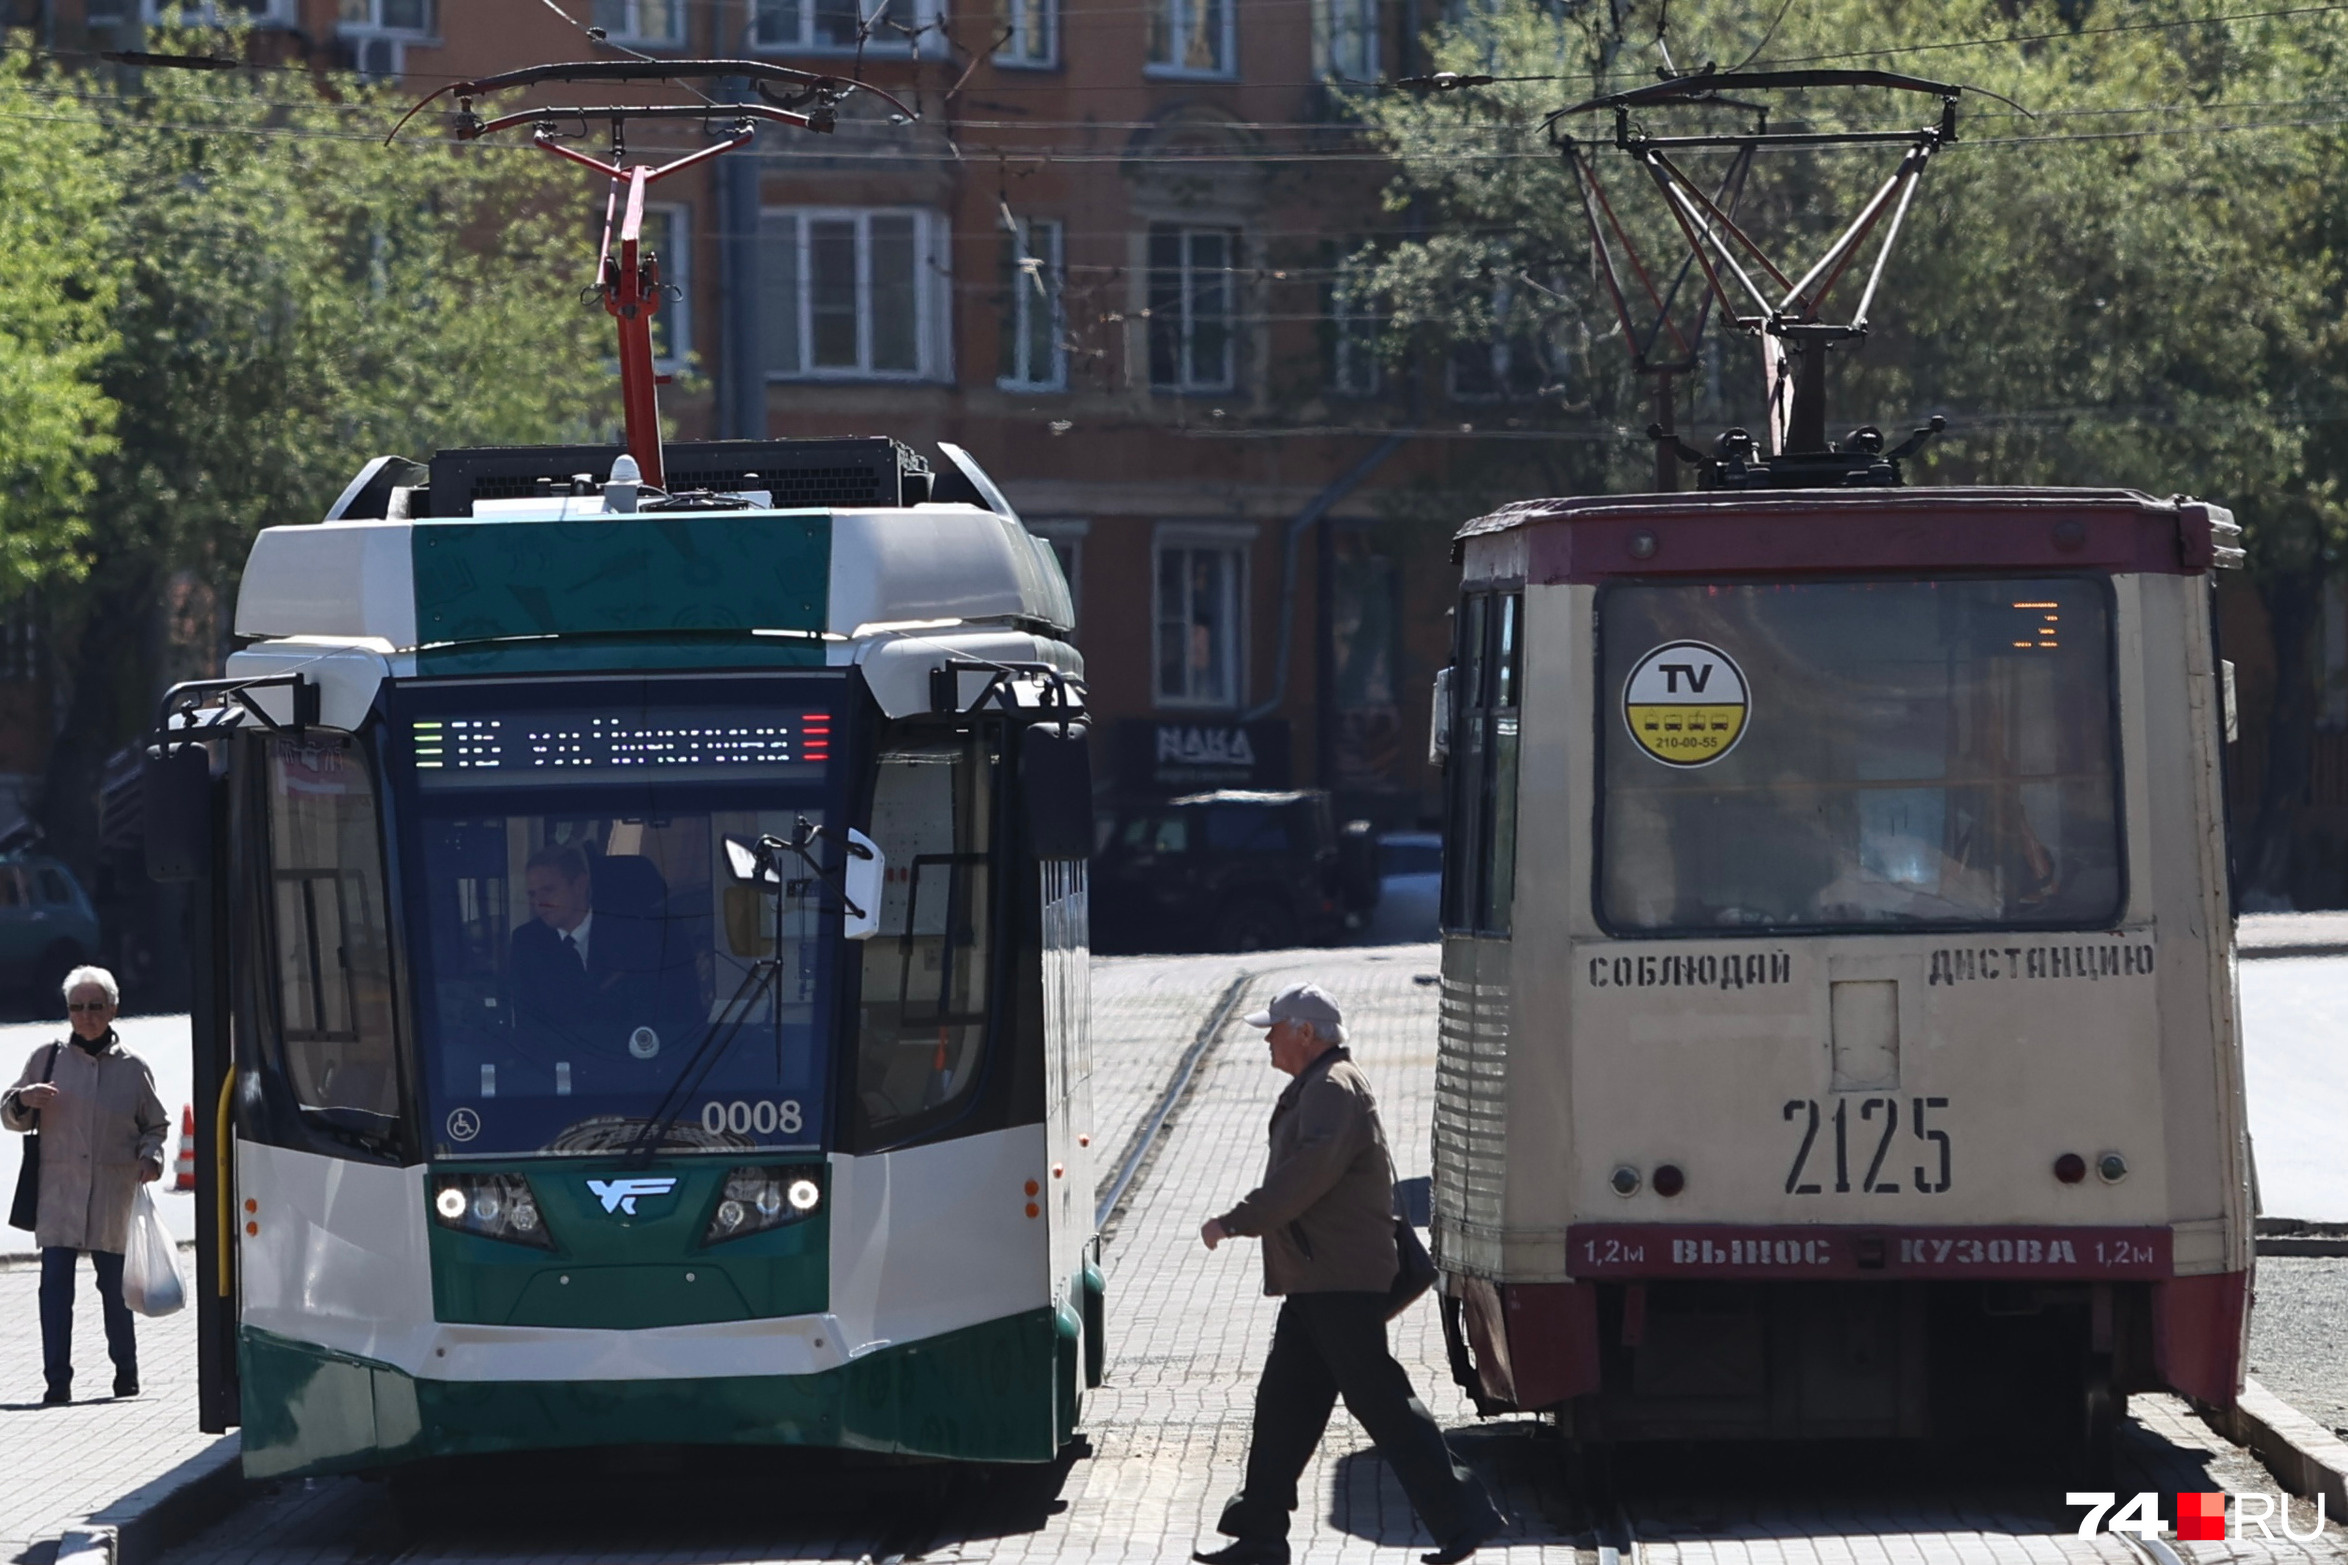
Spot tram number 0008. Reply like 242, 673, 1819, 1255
701, 1099, 805, 1137
1783, 1096, 1952, 1195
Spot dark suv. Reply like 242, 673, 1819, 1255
1092, 790, 1378, 954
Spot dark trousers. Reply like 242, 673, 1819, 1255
40, 1246, 136, 1396
1218, 1292, 1497, 1547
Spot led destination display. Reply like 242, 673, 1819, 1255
411, 708, 832, 787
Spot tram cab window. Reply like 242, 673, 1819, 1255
263, 735, 400, 1124
1598, 578, 2122, 933
856, 733, 993, 1140
412, 808, 829, 1155
1443, 590, 1523, 935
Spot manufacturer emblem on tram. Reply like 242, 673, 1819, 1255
587, 1176, 679, 1215
1622, 640, 1750, 767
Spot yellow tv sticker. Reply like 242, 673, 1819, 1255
1623, 640, 1749, 767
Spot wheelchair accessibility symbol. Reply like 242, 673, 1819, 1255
445, 1107, 482, 1143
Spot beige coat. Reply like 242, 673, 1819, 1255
3, 1034, 169, 1254
1217, 1047, 1401, 1296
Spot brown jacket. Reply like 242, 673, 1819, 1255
1217, 1047, 1399, 1296
2, 1033, 170, 1254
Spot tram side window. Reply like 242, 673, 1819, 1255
856, 733, 994, 1139
1442, 591, 1523, 935
265, 735, 401, 1124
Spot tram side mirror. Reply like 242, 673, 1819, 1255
143, 745, 212, 883
1021, 725, 1094, 861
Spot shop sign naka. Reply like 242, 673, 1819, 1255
1115, 718, 1291, 794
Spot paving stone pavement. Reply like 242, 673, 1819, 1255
0, 1245, 234, 1560
15, 946, 2344, 1565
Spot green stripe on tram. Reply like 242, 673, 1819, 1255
410, 512, 832, 645
237, 1302, 1079, 1477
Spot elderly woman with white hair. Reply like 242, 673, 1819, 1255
2, 965, 169, 1404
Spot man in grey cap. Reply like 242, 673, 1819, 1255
1195, 983, 1499, 1565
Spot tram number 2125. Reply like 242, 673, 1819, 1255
1782, 1096, 1952, 1196
701, 1099, 805, 1137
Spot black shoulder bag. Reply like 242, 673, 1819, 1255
7, 1043, 63, 1233
1382, 1147, 1438, 1322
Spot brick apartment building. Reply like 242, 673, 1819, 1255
3, 0, 1505, 838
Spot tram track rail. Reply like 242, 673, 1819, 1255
1594, 1504, 1643, 1564
1093, 969, 1256, 1240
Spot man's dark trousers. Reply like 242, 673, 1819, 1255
40, 1246, 136, 1397
1217, 1292, 1496, 1547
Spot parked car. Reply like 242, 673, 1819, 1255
0, 836, 102, 1000
1092, 790, 1379, 954
1363, 830, 1442, 945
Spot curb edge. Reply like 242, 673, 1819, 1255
2209, 1377, 2348, 1515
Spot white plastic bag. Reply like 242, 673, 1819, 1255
121, 1185, 185, 1318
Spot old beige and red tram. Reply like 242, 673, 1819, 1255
1429, 487, 2250, 1462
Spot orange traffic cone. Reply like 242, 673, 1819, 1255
172, 1104, 197, 1192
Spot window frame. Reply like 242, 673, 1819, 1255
1147, 224, 1241, 395
1325, 246, 1383, 399
759, 206, 954, 383
1587, 572, 2130, 940
639, 201, 692, 369
336, 0, 435, 36
143, 0, 296, 23
1153, 528, 1251, 710
1029, 520, 1087, 628
592, 0, 685, 45
999, 216, 1067, 392
1314, 0, 1378, 81
749, 0, 943, 56
994, 0, 1058, 68
1446, 278, 1559, 403
1145, 0, 1236, 79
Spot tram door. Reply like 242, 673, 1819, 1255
144, 739, 242, 1430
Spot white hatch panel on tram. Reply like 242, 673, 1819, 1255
1622, 641, 1750, 767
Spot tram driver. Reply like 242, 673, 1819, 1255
508, 841, 695, 1090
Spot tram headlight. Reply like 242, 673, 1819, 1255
703, 1165, 824, 1246
430, 1174, 554, 1250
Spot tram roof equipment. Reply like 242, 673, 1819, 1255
1551, 68, 2010, 490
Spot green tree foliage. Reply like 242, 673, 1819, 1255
0, 52, 122, 598
1359, 0, 2348, 894
16, 40, 616, 872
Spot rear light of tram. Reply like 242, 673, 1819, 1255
2054, 1153, 2088, 1184
702, 1165, 825, 1245
431, 1174, 554, 1249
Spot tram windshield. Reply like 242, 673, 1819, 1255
1599, 577, 2122, 933
395, 687, 842, 1158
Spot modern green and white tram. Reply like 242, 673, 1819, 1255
146, 436, 1101, 1478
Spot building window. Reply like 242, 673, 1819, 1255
1147, 0, 1233, 77
758, 208, 953, 382
594, 0, 684, 44
1448, 280, 1561, 401
145, 0, 294, 21
338, 0, 433, 32
1155, 534, 1247, 708
752, 0, 938, 52
1031, 521, 1086, 627
1315, 0, 1376, 80
1325, 249, 1382, 398
1148, 225, 1238, 393
996, 0, 1056, 67
999, 217, 1065, 391
638, 203, 691, 366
